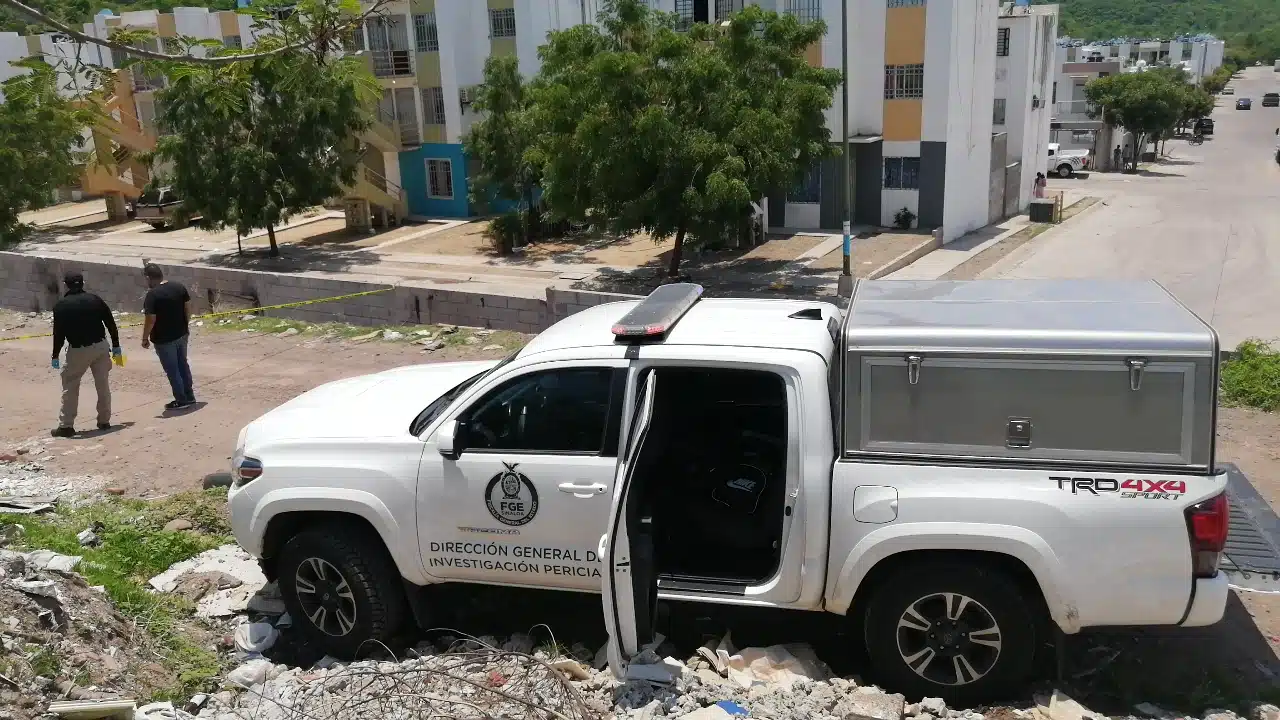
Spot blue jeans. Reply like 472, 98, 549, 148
154, 334, 195, 403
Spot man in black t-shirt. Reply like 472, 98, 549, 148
141, 264, 196, 409
50, 271, 122, 436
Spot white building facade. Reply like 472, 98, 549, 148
993, 1, 1057, 214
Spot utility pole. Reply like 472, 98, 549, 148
839, 0, 853, 295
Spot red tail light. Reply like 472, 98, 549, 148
1186, 493, 1228, 578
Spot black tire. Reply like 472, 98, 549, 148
277, 524, 408, 658
149, 222, 166, 230
1056, 164, 1073, 179
862, 562, 1039, 705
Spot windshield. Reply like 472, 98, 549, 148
408, 350, 520, 436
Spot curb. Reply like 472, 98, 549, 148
867, 234, 941, 280
974, 197, 1107, 280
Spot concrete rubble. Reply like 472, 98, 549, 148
147, 544, 267, 619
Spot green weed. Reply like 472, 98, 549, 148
1220, 339, 1280, 411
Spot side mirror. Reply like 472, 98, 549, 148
437, 420, 463, 460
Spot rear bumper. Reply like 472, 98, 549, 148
1181, 572, 1229, 627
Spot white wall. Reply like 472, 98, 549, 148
0, 32, 31, 97
940, 0, 997, 243
848, 0, 885, 137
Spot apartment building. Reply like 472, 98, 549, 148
993, 2, 1057, 213
1058, 35, 1225, 86
2, 7, 406, 226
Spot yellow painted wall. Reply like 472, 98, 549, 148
487, 0, 514, 8
883, 6, 926, 65
803, 40, 822, 68
410, 0, 436, 13
883, 99, 922, 141
490, 37, 516, 58
218, 11, 239, 37
416, 51, 442, 85
24, 35, 41, 56
156, 13, 177, 38
423, 125, 446, 143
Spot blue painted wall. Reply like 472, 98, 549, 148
399, 143, 471, 218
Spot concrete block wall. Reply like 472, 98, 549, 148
0, 252, 639, 334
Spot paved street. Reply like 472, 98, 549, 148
982, 66, 1280, 348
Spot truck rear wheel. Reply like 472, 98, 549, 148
863, 562, 1038, 704
1057, 164, 1074, 178
277, 525, 407, 658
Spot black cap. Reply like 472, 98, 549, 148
63, 271, 84, 287
143, 263, 164, 279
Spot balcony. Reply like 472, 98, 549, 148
1054, 100, 1097, 118
131, 70, 165, 93
371, 49, 413, 78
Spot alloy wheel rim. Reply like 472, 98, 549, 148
895, 591, 1002, 686
294, 556, 358, 637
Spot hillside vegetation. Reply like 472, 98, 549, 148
1042, 0, 1280, 68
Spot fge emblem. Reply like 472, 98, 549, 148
485, 462, 540, 526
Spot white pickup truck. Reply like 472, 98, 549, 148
1048, 143, 1090, 177
227, 280, 1230, 702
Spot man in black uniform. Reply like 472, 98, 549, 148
141, 263, 196, 409
51, 271, 122, 437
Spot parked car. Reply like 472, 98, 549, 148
1222, 87, 1235, 95
1047, 142, 1088, 178
1237, 98, 1253, 110
134, 187, 197, 230
1194, 118, 1214, 135
1263, 93, 1279, 107
227, 279, 1230, 703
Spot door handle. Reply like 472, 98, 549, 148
558, 482, 606, 498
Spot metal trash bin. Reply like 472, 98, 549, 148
1029, 198, 1057, 223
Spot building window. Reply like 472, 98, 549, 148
489, 8, 516, 38
884, 64, 924, 99
422, 86, 446, 126
788, 163, 821, 204
996, 27, 1010, 57
1181, 44, 1193, 60
414, 13, 439, 52
1051, 81, 1057, 104
884, 157, 920, 190
715, 0, 742, 20
993, 98, 1006, 125
222, 35, 242, 50
344, 21, 365, 52
427, 159, 454, 199
783, 0, 821, 24
1109, 45, 1119, 57
887, 0, 926, 6
674, 0, 695, 29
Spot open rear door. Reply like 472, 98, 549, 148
599, 371, 658, 678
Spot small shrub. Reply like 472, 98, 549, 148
894, 207, 916, 230
485, 212, 523, 255
1220, 339, 1280, 411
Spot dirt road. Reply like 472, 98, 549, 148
0, 311, 512, 497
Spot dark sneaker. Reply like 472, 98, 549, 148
164, 400, 183, 410
181, 398, 196, 407
50, 427, 75, 438
97, 423, 112, 430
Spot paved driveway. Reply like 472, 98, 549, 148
984, 67, 1280, 348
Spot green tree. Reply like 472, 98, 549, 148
1085, 72, 1185, 170
1200, 66, 1232, 94
150, 0, 377, 256
464, 54, 539, 255
529, 0, 840, 278
0, 59, 99, 246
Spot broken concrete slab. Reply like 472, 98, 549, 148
24, 549, 82, 572
46, 698, 137, 719
148, 544, 266, 618
841, 691, 906, 720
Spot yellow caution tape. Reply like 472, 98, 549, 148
0, 286, 395, 343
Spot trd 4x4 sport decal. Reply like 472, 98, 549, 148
1053, 476, 1186, 500
485, 462, 540, 526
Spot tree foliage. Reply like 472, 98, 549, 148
1039, 0, 1280, 70
0, 59, 98, 246
150, 0, 377, 256
528, 0, 840, 277
1084, 70, 1197, 170
463, 54, 538, 255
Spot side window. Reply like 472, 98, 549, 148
462, 368, 614, 454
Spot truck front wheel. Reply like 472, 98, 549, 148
1057, 164, 1074, 179
863, 563, 1038, 704
277, 525, 407, 658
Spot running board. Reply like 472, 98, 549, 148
657, 576, 748, 595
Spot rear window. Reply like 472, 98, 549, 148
139, 189, 160, 203
160, 190, 181, 204
1265, 93, 1279, 99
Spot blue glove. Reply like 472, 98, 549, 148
111, 346, 122, 357
51, 357, 60, 370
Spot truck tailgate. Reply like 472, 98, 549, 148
1221, 462, 1280, 591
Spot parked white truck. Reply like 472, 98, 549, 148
227, 280, 1230, 702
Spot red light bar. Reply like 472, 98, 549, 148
612, 283, 704, 341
